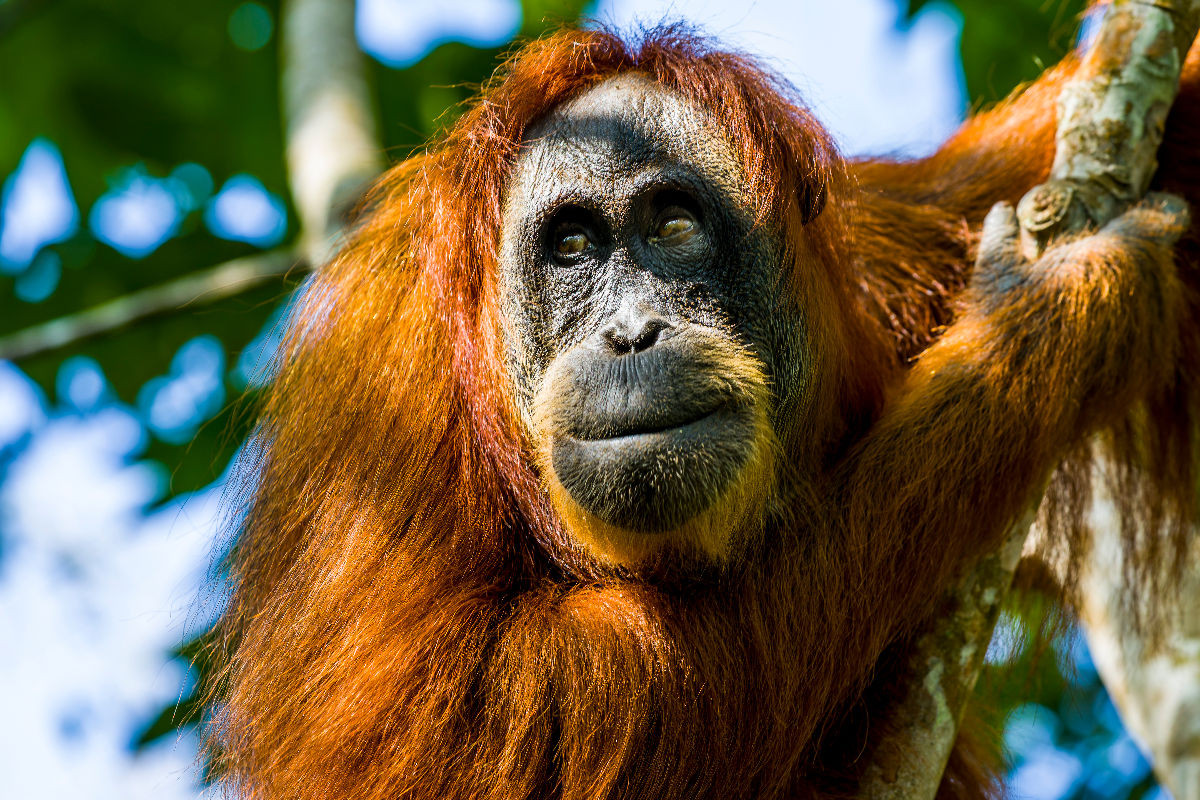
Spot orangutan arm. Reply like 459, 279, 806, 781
840, 195, 1190, 631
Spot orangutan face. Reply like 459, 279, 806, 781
499, 75, 807, 564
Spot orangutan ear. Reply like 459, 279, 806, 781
799, 178, 826, 225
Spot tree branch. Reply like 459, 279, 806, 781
1018, 0, 1200, 254
862, 2, 1200, 797
281, 0, 383, 265
0, 250, 300, 361
1072, 498, 1200, 800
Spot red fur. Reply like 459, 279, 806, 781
209, 25, 1200, 800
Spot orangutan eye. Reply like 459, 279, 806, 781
650, 207, 698, 244
547, 206, 601, 264
555, 228, 592, 257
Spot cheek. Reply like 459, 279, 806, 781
504, 259, 609, 361
724, 254, 809, 413
762, 305, 809, 418
499, 296, 545, 433
546, 284, 609, 350
499, 256, 560, 420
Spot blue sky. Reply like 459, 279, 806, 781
0, 2, 966, 797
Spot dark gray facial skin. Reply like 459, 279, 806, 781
499, 74, 808, 538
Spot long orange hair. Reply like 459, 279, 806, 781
209, 25, 1200, 800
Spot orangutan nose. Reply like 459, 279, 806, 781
599, 309, 674, 355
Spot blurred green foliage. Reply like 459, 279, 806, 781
0, 0, 292, 495
979, 597, 1160, 799
906, 0, 1088, 106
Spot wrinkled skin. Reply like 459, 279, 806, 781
500, 76, 806, 553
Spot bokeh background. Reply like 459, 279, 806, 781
0, 0, 1171, 798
